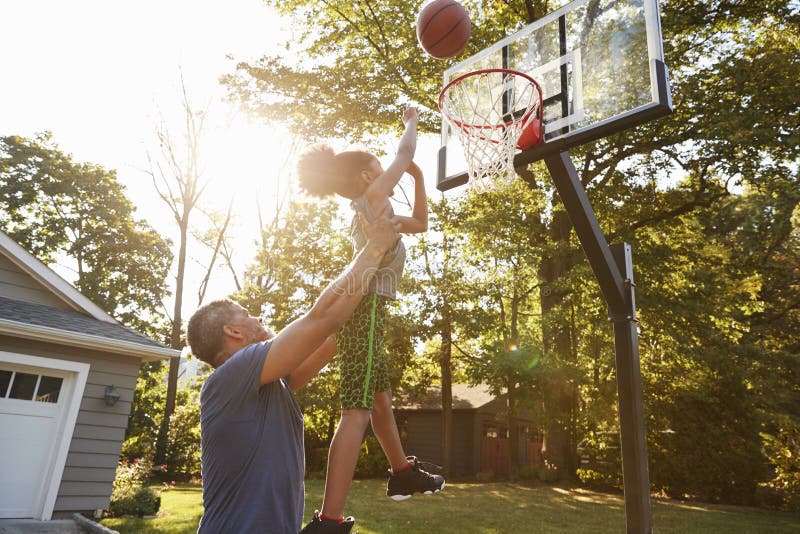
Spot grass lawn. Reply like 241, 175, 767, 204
101, 479, 800, 533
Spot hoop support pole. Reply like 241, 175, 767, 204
543, 151, 652, 534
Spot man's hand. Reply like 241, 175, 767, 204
360, 208, 401, 253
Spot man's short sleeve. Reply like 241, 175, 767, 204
200, 341, 270, 422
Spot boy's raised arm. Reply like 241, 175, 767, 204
367, 108, 419, 202
394, 161, 428, 234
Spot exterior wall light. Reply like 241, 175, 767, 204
104, 385, 121, 406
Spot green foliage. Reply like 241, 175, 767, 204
214, 0, 800, 507
163, 402, 202, 481
108, 486, 161, 518
761, 415, 800, 511
123, 362, 207, 481
108, 457, 162, 517
353, 435, 389, 478
0, 133, 172, 336
233, 198, 350, 329
123, 362, 167, 461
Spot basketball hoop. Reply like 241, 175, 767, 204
439, 68, 543, 192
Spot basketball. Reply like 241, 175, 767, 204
416, 0, 471, 60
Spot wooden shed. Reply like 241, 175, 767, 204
394, 384, 543, 477
0, 230, 178, 521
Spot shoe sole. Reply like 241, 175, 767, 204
388, 481, 445, 501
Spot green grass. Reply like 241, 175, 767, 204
101, 479, 800, 533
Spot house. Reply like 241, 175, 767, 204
394, 383, 543, 477
0, 230, 179, 522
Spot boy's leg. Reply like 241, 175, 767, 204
317, 293, 379, 520
321, 408, 371, 520
370, 389, 409, 470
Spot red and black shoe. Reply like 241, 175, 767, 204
386, 456, 446, 501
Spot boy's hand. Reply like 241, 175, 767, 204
402, 107, 419, 126
407, 161, 423, 180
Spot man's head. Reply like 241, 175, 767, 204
187, 299, 273, 367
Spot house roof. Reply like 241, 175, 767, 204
0, 230, 117, 323
0, 296, 177, 361
396, 384, 500, 410
0, 230, 177, 361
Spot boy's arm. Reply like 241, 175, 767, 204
366, 108, 418, 203
395, 162, 428, 234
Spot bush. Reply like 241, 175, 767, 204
108, 485, 161, 517
163, 403, 201, 481
518, 465, 539, 481
354, 435, 388, 478
536, 462, 560, 483
576, 431, 622, 489
108, 456, 161, 517
760, 415, 800, 511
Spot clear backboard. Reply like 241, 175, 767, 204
437, 0, 672, 191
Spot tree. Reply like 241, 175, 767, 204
0, 133, 172, 336
224, 0, 800, 501
456, 180, 549, 477
402, 197, 474, 474
147, 77, 211, 464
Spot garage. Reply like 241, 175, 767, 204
0, 354, 88, 519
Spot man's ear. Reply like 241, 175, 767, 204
222, 324, 245, 339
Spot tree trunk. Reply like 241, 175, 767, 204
440, 320, 454, 476
538, 209, 575, 478
156, 219, 188, 464
507, 380, 519, 479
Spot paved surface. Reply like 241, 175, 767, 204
0, 519, 84, 534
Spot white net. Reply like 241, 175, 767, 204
440, 69, 541, 193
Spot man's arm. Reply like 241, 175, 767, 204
260, 214, 399, 386
287, 336, 337, 391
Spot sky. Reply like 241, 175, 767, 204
0, 0, 443, 320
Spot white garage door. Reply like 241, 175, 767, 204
0, 355, 88, 520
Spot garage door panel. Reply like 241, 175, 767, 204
0, 412, 57, 516
0, 355, 89, 520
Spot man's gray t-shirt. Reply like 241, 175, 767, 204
198, 341, 304, 533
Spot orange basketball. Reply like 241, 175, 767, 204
416, 0, 471, 60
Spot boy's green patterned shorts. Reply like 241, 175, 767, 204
335, 293, 391, 410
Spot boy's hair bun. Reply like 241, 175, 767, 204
296, 144, 339, 197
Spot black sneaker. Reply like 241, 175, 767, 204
386, 456, 446, 501
300, 510, 355, 533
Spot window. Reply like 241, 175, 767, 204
0, 370, 11, 396
36, 376, 63, 403
9, 372, 37, 400
0, 369, 63, 404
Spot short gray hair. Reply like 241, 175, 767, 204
187, 299, 240, 366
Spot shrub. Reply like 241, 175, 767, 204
536, 461, 560, 483
354, 435, 388, 478
760, 415, 800, 511
108, 457, 161, 517
108, 485, 161, 517
163, 403, 201, 480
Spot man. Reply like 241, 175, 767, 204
187, 211, 401, 533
